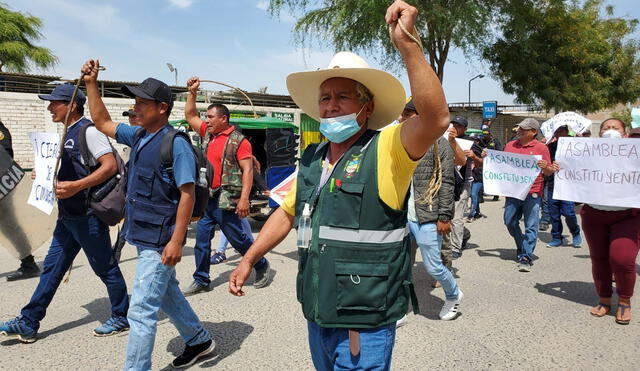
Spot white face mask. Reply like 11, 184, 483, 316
601, 129, 623, 139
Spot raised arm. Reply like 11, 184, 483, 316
185, 77, 204, 134
447, 127, 466, 166
81, 60, 119, 139
386, 1, 450, 160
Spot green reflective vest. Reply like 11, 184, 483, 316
295, 130, 419, 329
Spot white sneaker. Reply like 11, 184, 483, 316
439, 290, 464, 320
395, 314, 408, 328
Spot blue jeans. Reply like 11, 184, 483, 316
549, 198, 580, 240
469, 181, 484, 218
307, 321, 396, 371
503, 195, 541, 261
21, 216, 129, 330
194, 197, 267, 286
125, 248, 210, 371
540, 179, 552, 224
216, 217, 253, 254
408, 221, 459, 300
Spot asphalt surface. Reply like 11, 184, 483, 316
1, 195, 639, 370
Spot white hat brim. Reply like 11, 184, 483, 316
286, 68, 406, 130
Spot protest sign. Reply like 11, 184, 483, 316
541, 112, 590, 142
554, 137, 640, 208
27, 132, 59, 215
482, 149, 542, 200
269, 169, 298, 206
0, 146, 24, 201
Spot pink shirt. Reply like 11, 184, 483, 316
503, 139, 551, 195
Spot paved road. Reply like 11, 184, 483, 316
1, 198, 638, 370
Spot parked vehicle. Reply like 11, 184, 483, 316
170, 116, 298, 221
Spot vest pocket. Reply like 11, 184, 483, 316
129, 206, 169, 246
135, 167, 154, 197
329, 182, 364, 229
335, 260, 388, 312
296, 247, 309, 303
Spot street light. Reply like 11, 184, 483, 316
468, 73, 485, 107
166, 62, 178, 85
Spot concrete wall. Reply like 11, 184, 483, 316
0, 92, 300, 168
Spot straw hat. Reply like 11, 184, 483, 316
286, 52, 406, 130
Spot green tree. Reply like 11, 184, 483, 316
268, 0, 497, 81
484, 0, 640, 113
612, 108, 631, 126
0, 4, 57, 72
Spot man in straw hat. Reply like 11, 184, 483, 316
228, 1, 449, 368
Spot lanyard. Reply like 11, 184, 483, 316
308, 148, 344, 215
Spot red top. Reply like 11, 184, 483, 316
199, 122, 252, 188
503, 139, 551, 195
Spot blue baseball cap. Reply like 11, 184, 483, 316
38, 83, 86, 106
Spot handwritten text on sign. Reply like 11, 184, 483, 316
482, 149, 542, 200
27, 132, 59, 215
554, 138, 640, 208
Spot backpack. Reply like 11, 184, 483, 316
78, 124, 127, 226
159, 129, 213, 220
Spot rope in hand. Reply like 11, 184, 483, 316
390, 18, 442, 209
53, 66, 107, 191
54, 65, 106, 284
198, 79, 258, 118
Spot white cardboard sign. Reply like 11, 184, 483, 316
540, 112, 590, 142
482, 149, 542, 200
553, 137, 640, 208
27, 132, 59, 215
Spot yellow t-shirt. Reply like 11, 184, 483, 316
281, 123, 418, 216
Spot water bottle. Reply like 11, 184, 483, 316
297, 203, 312, 249
198, 167, 207, 187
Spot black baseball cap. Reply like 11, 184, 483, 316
404, 99, 417, 113
450, 116, 468, 127
38, 83, 86, 106
122, 78, 173, 111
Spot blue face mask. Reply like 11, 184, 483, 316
319, 105, 366, 143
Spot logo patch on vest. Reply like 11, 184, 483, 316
0, 132, 4, 141
343, 154, 362, 179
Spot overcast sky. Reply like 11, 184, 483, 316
5, 0, 640, 105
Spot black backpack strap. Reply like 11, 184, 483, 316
77, 123, 93, 170
160, 129, 194, 184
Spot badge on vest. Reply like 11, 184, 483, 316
343, 154, 363, 179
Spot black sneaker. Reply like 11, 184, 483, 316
172, 339, 216, 368
7, 262, 40, 282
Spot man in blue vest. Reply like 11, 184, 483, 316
228, 1, 450, 368
0, 84, 130, 343
82, 61, 215, 370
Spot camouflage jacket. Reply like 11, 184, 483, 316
217, 130, 245, 210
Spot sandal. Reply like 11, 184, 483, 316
590, 302, 611, 317
615, 304, 631, 325
210, 252, 227, 265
